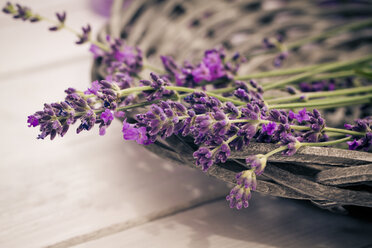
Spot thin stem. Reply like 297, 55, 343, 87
301, 136, 352, 147
116, 99, 161, 111
119, 86, 153, 97
230, 119, 365, 137
266, 85, 372, 104
314, 99, 370, 110
244, 19, 372, 59
41, 16, 109, 51
287, 19, 372, 51
209, 87, 236, 94
268, 93, 372, 109
234, 64, 322, 80
118, 85, 246, 105
165, 86, 246, 105
262, 70, 355, 88
263, 55, 372, 91
264, 146, 288, 158
211, 134, 238, 153
264, 137, 352, 158
307, 70, 355, 81
258, 119, 365, 137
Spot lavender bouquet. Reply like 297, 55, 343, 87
4, 1, 372, 211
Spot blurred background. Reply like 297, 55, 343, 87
0, 0, 371, 247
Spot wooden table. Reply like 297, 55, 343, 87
0, 0, 371, 247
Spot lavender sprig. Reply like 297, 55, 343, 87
2, 2, 41, 22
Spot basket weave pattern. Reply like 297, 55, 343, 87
92, 0, 372, 212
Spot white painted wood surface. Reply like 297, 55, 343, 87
0, 1, 371, 247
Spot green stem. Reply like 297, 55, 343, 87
209, 87, 236, 94
287, 19, 372, 51
165, 86, 246, 105
262, 70, 355, 88
230, 118, 365, 137
234, 64, 322, 80
264, 146, 288, 158
314, 99, 370, 110
118, 85, 246, 105
211, 134, 238, 153
41, 16, 109, 51
259, 119, 365, 137
266, 85, 372, 104
301, 136, 352, 147
306, 70, 355, 81
119, 86, 153, 97
263, 55, 372, 91
244, 19, 372, 60
116, 100, 161, 111
268, 93, 372, 109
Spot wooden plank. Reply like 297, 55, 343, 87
316, 164, 372, 186
73, 196, 372, 248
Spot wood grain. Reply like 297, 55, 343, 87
73, 197, 372, 248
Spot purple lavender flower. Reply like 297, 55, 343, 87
345, 117, 372, 151
75, 24, 91, 44
299, 79, 338, 92
192, 62, 212, 83
3, 2, 41, 22
105, 72, 133, 89
89, 44, 105, 59
345, 118, 372, 132
27, 115, 39, 127
135, 100, 187, 142
227, 168, 257, 209
230, 124, 257, 151
301, 109, 326, 142
235, 169, 257, 190
294, 108, 310, 123
224, 52, 246, 75
91, 36, 143, 76
262, 122, 277, 135
98, 109, 114, 136
76, 109, 96, 134
347, 139, 361, 150
226, 183, 252, 209
122, 119, 151, 145
246, 154, 267, 175
29, 100, 77, 140
184, 92, 222, 114
280, 134, 301, 156
273, 51, 288, 67
224, 101, 240, 119
262, 35, 289, 67
286, 86, 297, 95
84, 80, 100, 95
140, 73, 175, 101
240, 102, 261, 121
203, 49, 226, 80
233, 81, 264, 103
49, 12, 66, 31
214, 143, 231, 164
161, 55, 180, 76
174, 48, 236, 86
193, 147, 213, 171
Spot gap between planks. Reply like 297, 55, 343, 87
45, 194, 227, 248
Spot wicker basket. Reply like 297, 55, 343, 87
92, 0, 372, 212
